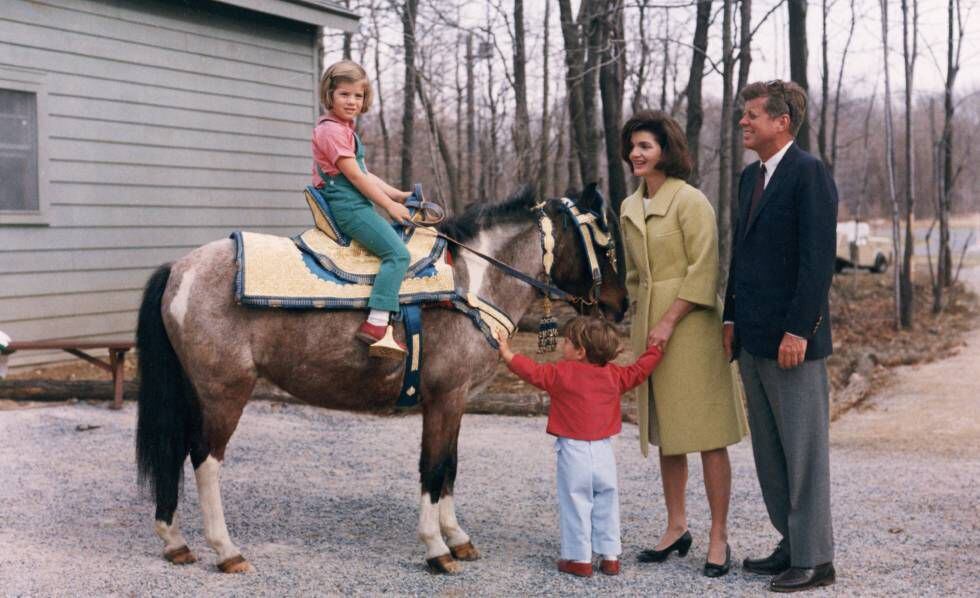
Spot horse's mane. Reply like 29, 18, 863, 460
438, 186, 538, 244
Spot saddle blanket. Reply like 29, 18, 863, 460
231, 228, 456, 309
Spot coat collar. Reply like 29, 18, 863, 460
622, 177, 685, 231
742, 143, 804, 236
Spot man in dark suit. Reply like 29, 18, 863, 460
723, 80, 838, 592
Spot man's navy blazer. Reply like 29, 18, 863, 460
723, 143, 839, 361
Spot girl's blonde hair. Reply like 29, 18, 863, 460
320, 60, 373, 114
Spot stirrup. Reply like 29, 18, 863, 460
368, 325, 406, 360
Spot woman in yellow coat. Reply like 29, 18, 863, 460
619, 111, 747, 577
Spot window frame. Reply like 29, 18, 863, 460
0, 66, 50, 226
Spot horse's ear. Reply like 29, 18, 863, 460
576, 182, 608, 223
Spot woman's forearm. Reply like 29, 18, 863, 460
659, 298, 695, 327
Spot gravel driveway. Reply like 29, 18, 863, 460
2, 389, 977, 596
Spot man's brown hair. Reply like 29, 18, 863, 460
739, 80, 808, 135
563, 316, 623, 366
320, 60, 373, 114
620, 110, 693, 181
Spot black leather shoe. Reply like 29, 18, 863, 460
769, 563, 836, 592
703, 544, 732, 578
637, 531, 692, 563
743, 544, 791, 575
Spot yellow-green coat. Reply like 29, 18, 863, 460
620, 177, 747, 457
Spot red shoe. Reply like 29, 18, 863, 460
355, 321, 406, 359
599, 559, 621, 576
557, 559, 593, 577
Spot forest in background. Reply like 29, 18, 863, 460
321, 0, 977, 325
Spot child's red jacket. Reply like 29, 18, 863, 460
506, 345, 663, 441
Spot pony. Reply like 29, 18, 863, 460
135, 185, 628, 574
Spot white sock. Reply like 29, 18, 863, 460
367, 309, 390, 326
603, 555, 618, 561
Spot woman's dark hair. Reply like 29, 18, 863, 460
620, 110, 693, 181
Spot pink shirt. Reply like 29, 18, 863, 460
311, 114, 357, 185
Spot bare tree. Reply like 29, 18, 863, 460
416, 71, 460, 210
686, 0, 713, 187
398, 0, 419, 188
718, 0, 735, 271
538, 0, 552, 201
630, 0, 652, 114
818, 0, 856, 174
879, 0, 902, 328
599, 0, 627, 212
898, 0, 919, 328
731, 0, 753, 235
511, 0, 533, 183
558, 0, 601, 185
788, 0, 811, 150
938, 0, 966, 292
370, 9, 391, 180
466, 32, 476, 200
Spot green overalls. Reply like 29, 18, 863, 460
318, 133, 410, 312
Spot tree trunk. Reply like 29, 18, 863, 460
371, 12, 391, 181
818, 0, 830, 166
830, 0, 857, 176
466, 33, 476, 201
416, 72, 460, 206
399, 0, 419, 188
538, 1, 551, 201
788, 0, 811, 151
939, 0, 962, 289
718, 0, 734, 276
686, 0, 713, 187
512, 0, 533, 184
731, 0, 752, 248
631, 0, 650, 115
486, 49, 500, 201
899, 0, 918, 328
879, 0, 902, 329
558, 0, 599, 185
599, 0, 628, 283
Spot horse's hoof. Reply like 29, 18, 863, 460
426, 553, 462, 574
449, 541, 480, 561
164, 545, 197, 565
217, 554, 254, 574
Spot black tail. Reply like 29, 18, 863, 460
135, 264, 194, 523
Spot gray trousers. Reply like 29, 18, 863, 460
738, 351, 835, 567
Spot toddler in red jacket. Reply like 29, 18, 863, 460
498, 316, 663, 577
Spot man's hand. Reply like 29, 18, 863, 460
723, 323, 734, 361
496, 331, 515, 363
777, 333, 808, 369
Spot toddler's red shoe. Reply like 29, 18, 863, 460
557, 559, 593, 577
599, 559, 621, 576
355, 321, 407, 359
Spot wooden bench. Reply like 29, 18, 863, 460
1, 340, 135, 409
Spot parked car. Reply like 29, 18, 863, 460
836, 221, 893, 273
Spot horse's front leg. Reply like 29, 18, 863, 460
418, 392, 470, 574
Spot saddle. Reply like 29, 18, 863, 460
231, 185, 515, 408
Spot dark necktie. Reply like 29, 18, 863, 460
745, 163, 767, 232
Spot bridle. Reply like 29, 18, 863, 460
413, 196, 617, 310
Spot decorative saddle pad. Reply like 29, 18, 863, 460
231, 229, 456, 309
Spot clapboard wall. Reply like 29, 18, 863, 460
0, 0, 321, 367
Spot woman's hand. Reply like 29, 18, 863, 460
387, 202, 412, 225
647, 318, 675, 350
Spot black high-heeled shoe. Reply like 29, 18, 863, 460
703, 544, 732, 578
637, 530, 693, 563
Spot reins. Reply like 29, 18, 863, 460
407, 195, 613, 308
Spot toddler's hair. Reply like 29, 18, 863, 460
563, 316, 623, 366
320, 60, 373, 114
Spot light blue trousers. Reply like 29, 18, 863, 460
555, 437, 621, 561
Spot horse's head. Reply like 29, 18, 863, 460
543, 183, 629, 322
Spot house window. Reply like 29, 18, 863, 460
0, 89, 39, 212
0, 66, 49, 225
